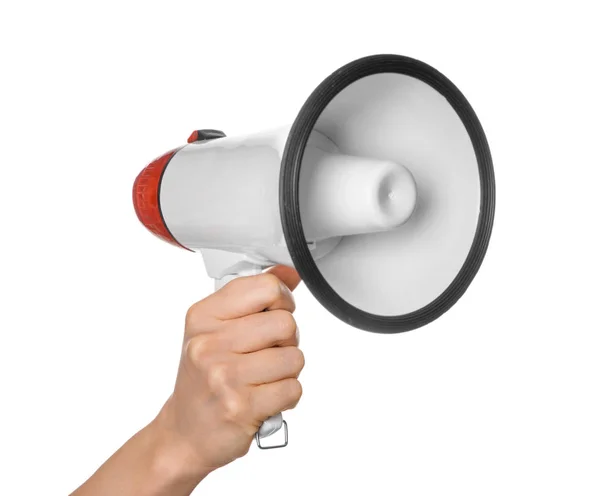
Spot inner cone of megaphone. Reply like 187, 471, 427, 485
299, 145, 417, 241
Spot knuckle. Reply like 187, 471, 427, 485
185, 305, 196, 328
222, 392, 248, 423
185, 335, 212, 366
185, 302, 205, 329
206, 362, 232, 391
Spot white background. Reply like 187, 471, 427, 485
1, 1, 599, 495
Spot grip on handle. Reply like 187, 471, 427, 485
215, 271, 287, 448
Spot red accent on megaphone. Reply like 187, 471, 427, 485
187, 130, 200, 143
132, 148, 191, 250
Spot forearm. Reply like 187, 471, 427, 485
71, 410, 211, 496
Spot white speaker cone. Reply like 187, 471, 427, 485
308, 73, 480, 316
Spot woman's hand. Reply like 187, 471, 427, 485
153, 268, 304, 478
71, 267, 304, 496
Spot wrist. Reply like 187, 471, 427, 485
142, 406, 213, 494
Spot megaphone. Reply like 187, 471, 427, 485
132, 54, 495, 447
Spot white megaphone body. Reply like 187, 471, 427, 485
154, 126, 417, 281
133, 54, 495, 448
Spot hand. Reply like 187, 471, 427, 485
153, 267, 304, 481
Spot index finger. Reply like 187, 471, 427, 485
196, 272, 296, 321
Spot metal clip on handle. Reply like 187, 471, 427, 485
256, 420, 288, 449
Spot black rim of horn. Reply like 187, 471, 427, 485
280, 54, 495, 334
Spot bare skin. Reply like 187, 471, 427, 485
71, 266, 304, 496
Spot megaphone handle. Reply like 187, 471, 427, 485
214, 271, 289, 449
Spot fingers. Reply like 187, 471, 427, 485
266, 265, 301, 291
252, 378, 303, 421
174, 268, 304, 466
192, 272, 295, 322
225, 310, 298, 353
238, 346, 305, 385
186, 308, 298, 353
